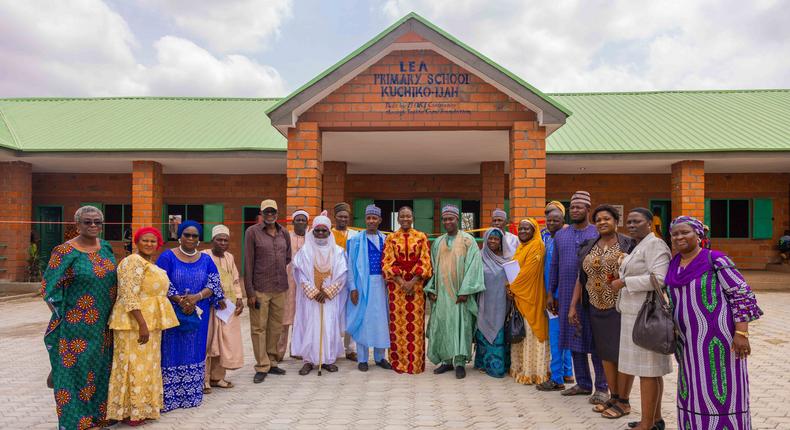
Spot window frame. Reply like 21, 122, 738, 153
706, 198, 751, 239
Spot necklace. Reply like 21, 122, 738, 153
179, 246, 198, 257
679, 247, 702, 267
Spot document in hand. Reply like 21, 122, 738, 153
215, 299, 236, 324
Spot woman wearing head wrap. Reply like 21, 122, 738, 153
291, 211, 349, 375
107, 227, 178, 426
382, 205, 433, 374
473, 228, 512, 378
156, 220, 225, 412
41, 205, 118, 430
666, 216, 762, 430
202, 225, 244, 391
509, 218, 550, 385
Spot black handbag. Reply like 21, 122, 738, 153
632, 273, 677, 355
506, 301, 526, 344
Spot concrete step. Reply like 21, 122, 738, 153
767, 263, 790, 274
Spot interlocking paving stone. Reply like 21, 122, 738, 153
1, 289, 787, 429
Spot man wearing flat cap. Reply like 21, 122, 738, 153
424, 204, 485, 379
548, 191, 609, 402
345, 205, 392, 371
244, 199, 291, 383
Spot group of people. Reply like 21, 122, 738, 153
42, 191, 762, 430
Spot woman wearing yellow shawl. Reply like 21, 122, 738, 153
508, 218, 550, 385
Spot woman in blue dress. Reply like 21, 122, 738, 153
157, 220, 224, 412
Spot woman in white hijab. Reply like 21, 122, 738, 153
291, 211, 349, 375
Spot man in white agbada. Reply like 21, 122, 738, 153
292, 211, 348, 375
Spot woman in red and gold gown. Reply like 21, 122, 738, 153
382, 206, 433, 374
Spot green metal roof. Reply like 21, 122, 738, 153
0, 90, 788, 154
0, 97, 286, 152
265, 12, 571, 118
547, 89, 790, 153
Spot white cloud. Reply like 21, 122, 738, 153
0, 0, 287, 97
143, 36, 286, 96
382, 0, 790, 92
147, 0, 292, 53
0, 0, 146, 96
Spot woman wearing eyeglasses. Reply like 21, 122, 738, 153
41, 205, 118, 430
156, 220, 225, 412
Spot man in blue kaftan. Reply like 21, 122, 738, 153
346, 204, 392, 371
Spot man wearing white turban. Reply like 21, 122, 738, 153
291, 211, 349, 375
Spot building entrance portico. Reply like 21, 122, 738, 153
265, 13, 569, 226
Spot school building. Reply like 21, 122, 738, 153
1, 13, 789, 281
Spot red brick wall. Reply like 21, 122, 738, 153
300, 49, 537, 129
547, 172, 789, 269
26, 171, 789, 272
287, 122, 322, 218
481, 161, 505, 226
32, 172, 132, 263
510, 122, 546, 219
132, 161, 163, 236
706, 173, 790, 268
322, 161, 347, 216
164, 173, 286, 260
671, 160, 705, 220
0, 162, 32, 281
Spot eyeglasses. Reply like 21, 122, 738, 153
182, 233, 200, 239
262, 209, 277, 215
81, 219, 103, 226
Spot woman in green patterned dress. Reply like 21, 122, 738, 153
42, 206, 117, 430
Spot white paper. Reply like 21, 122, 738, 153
503, 260, 521, 284
546, 309, 559, 320
215, 299, 236, 324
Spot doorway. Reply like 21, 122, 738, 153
649, 199, 671, 240
35, 206, 63, 270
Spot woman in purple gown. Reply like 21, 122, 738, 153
666, 216, 762, 430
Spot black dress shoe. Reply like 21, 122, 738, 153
298, 363, 313, 376
268, 367, 286, 375
628, 419, 665, 429
321, 363, 338, 372
358, 362, 369, 372
253, 372, 267, 383
433, 363, 454, 374
455, 366, 466, 379
376, 359, 393, 370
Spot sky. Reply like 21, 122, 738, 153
1, 0, 788, 98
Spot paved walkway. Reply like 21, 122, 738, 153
1, 290, 788, 429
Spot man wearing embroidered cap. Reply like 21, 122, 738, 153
202, 225, 244, 390
277, 210, 310, 361
491, 208, 519, 257
346, 205, 392, 371
548, 191, 609, 403
425, 204, 485, 379
244, 199, 291, 383
331, 201, 358, 361
291, 211, 349, 375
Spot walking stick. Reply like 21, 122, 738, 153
317, 300, 324, 376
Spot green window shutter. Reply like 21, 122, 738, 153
752, 198, 773, 239
503, 199, 510, 217
413, 198, 434, 234
703, 198, 711, 229
203, 204, 225, 242
353, 199, 374, 229
161, 204, 169, 241
439, 198, 462, 233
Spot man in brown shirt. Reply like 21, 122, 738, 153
245, 199, 291, 383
